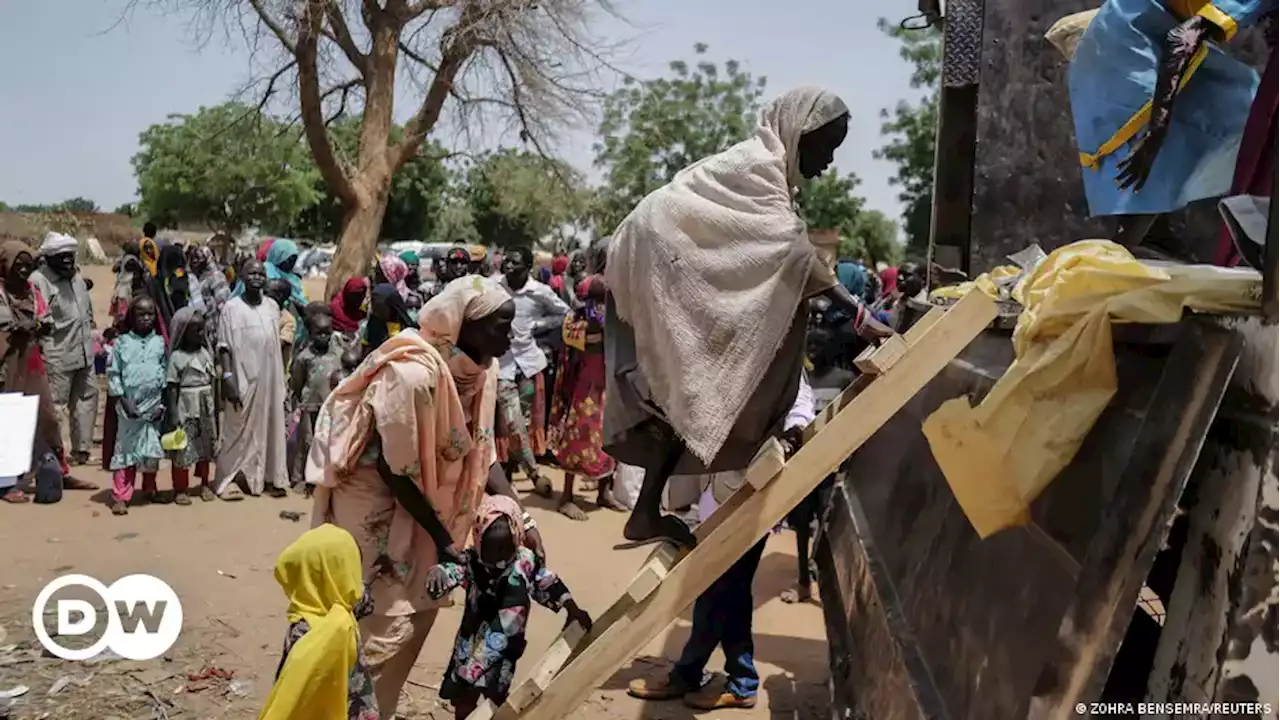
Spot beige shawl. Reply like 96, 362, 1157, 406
605, 86, 849, 463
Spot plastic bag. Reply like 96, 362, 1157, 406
612, 463, 644, 511
924, 240, 1263, 538
1045, 9, 1099, 59
32, 452, 63, 505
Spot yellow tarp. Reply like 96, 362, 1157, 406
923, 240, 1262, 539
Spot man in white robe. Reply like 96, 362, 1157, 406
215, 260, 288, 498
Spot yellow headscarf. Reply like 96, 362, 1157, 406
258, 524, 363, 720
139, 237, 160, 277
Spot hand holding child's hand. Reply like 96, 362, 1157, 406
436, 545, 463, 567
564, 600, 592, 633
426, 565, 452, 598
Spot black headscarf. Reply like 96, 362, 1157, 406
362, 283, 415, 351
156, 243, 191, 326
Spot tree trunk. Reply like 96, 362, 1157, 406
325, 188, 390, 299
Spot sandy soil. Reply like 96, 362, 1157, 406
0, 265, 830, 719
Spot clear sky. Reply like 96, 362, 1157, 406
0, 1, 924, 221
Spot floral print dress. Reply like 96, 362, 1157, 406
427, 546, 573, 701
275, 590, 379, 720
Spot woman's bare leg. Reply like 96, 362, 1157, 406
558, 473, 588, 521
623, 421, 696, 547
596, 474, 625, 512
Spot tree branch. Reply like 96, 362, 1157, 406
397, 41, 439, 71
405, 0, 457, 18
297, 2, 358, 206
247, 0, 296, 54
391, 17, 478, 170
323, 0, 370, 76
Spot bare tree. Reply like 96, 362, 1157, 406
149, 0, 619, 297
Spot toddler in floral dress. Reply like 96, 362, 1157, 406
426, 495, 592, 719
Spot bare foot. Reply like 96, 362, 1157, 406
624, 512, 696, 548
558, 499, 588, 521
595, 481, 626, 512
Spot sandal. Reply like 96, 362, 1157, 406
173, 493, 192, 506
2, 489, 29, 504
111, 501, 128, 516
200, 486, 216, 502
220, 487, 245, 501
532, 474, 554, 499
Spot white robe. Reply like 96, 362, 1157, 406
215, 297, 288, 494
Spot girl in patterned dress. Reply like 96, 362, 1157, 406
108, 297, 167, 515
165, 307, 218, 504
261, 524, 379, 720
426, 495, 592, 719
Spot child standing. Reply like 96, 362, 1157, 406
260, 524, 378, 720
266, 278, 297, 371
426, 495, 592, 719
108, 297, 167, 515
287, 309, 342, 489
165, 306, 218, 504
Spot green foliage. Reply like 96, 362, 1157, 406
848, 209, 901, 266
133, 103, 319, 234
114, 203, 136, 217
290, 119, 452, 243
465, 150, 586, 249
798, 169, 902, 266
874, 19, 941, 259
798, 169, 866, 237
58, 197, 99, 213
592, 44, 767, 233
6, 198, 101, 214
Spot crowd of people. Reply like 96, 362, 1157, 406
1, 84, 931, 719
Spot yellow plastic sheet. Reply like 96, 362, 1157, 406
923, 240, 1262, 538
929, 265, 1021, 302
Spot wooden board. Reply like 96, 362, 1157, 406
499, 291, 998, 720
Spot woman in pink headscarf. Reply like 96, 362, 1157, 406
255, 238, 276, 263
307, 275, 543, 719
878, 266, 899, 301
374, 254, 411, 301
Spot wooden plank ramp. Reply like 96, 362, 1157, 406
467, 293, 997, 720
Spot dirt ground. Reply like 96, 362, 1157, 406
0, 264, 831, 719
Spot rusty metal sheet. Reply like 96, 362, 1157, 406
818, 320, 1243, 720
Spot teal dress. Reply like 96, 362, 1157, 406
107, 332, 167, 471
1068, 0, 1270, 216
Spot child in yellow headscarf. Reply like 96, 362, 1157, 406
259, 524, 377, 720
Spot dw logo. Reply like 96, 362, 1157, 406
31, 574, 183, 661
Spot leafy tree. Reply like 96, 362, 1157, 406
465, 150, 586, 249
132, 103, 319, 234
166, 0, 615, 298
290, 119, 451, 243
58, 197, 99, 213
114, 203, 136, 217
874, 19, 941, 259
593, 44, 767, 233
848, 209, 902, 266
798, 169, 865, 237
798, 169, 902, 266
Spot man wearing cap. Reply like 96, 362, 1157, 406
423, 246, 474, 303
31, 232, 99, 466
